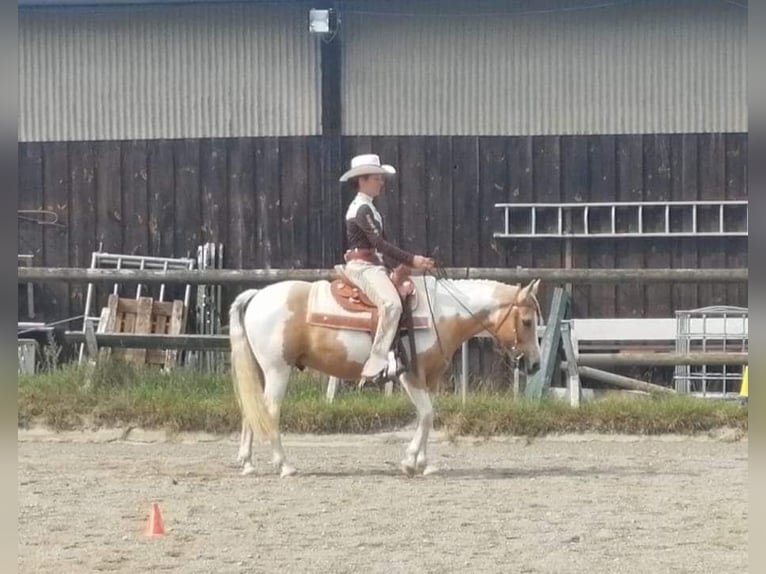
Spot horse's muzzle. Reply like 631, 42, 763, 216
517, 355, 541, 376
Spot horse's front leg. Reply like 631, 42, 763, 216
399, 373, 434, 476
416, 376, 442, 476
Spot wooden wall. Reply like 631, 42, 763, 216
18, 134, 748, 348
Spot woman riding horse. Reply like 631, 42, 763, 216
229, 155, 543, 478
339, 154, 435, 384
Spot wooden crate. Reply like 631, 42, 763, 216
98, 294, 186, 369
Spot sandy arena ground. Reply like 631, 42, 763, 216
18, 428, 747, 574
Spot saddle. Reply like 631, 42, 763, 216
324, 264, 425, 380
330, 264, 417, 314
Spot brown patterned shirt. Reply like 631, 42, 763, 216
345, 193, 415, 268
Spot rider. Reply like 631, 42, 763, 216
339, 154, 435, 382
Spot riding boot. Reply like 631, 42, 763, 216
341, 260, 405, 383
359, 350, 405, 388
383, 349, 406, 381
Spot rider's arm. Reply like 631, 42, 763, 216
354, 206, 415, 267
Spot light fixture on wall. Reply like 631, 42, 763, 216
308, 8, 339, 35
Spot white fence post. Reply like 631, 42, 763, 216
461, 340, 468, 404
326, 376, 339, 403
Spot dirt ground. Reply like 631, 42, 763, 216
18, 428, 747, 574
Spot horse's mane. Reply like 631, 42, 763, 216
409, 277, 524, 314
448, 278, 520, 296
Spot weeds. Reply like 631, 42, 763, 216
41, 331, 63, 372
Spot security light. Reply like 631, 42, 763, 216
309, 8, 339, 35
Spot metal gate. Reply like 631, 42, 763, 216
673, 306, 748, 398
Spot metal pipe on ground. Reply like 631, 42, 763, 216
566, 365, 676, 395
570, 352, 748, 367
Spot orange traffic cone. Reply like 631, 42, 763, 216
145, 502, 165, 536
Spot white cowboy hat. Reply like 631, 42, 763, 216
339, 154, 397, 183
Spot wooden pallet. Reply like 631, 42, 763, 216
97, 294, 186, 368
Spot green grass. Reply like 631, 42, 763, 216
18, 360, 748, 436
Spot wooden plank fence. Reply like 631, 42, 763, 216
18, 133, 748, 380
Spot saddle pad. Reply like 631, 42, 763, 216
307, 280, 432, 332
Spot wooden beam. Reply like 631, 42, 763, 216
64, 332, 229, 350
18, 267, 749, 286
83, 319, 99, 359
526, 287, 571, 400
561, 321, 581, 407
64, 329, 749, 370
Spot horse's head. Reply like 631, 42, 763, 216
489, 279, 542, 375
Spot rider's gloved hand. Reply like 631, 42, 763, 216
413, 255, 435, 271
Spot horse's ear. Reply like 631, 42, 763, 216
518, 281, 532, 300
531, 279, 541, 295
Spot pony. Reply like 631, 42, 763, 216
229, 274, 542, 477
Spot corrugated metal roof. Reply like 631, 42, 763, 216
341, 0, 746, 135
19, 0, 746, 141
18, 4, 320, 141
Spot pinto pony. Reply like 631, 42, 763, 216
229, 275, 542, 477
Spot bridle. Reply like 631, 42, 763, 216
496, 295, 542, 362
489, 298, 541, 364
424, 268, 542, 368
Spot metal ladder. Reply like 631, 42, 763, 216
494, 200, 748, 239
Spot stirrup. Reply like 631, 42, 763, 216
359, 353, 405, 387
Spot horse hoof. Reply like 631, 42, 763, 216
400, 462, 416, 477
422, 465, 439, 476
280, 464, 297, 478
241, 462, 256, 476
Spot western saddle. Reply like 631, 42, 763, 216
330, 264, 422, 379
330, 264, 416, 314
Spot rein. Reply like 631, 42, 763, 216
425, 266, 540, 365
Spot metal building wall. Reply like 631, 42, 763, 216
19, 4, 321, 142
341, 0, 746, 135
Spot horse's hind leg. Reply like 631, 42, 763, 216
399, 373, 434, 477
237, 419, 254, 472
263, 366, 296, 478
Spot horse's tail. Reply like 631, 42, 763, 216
229, 289, 278, 441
